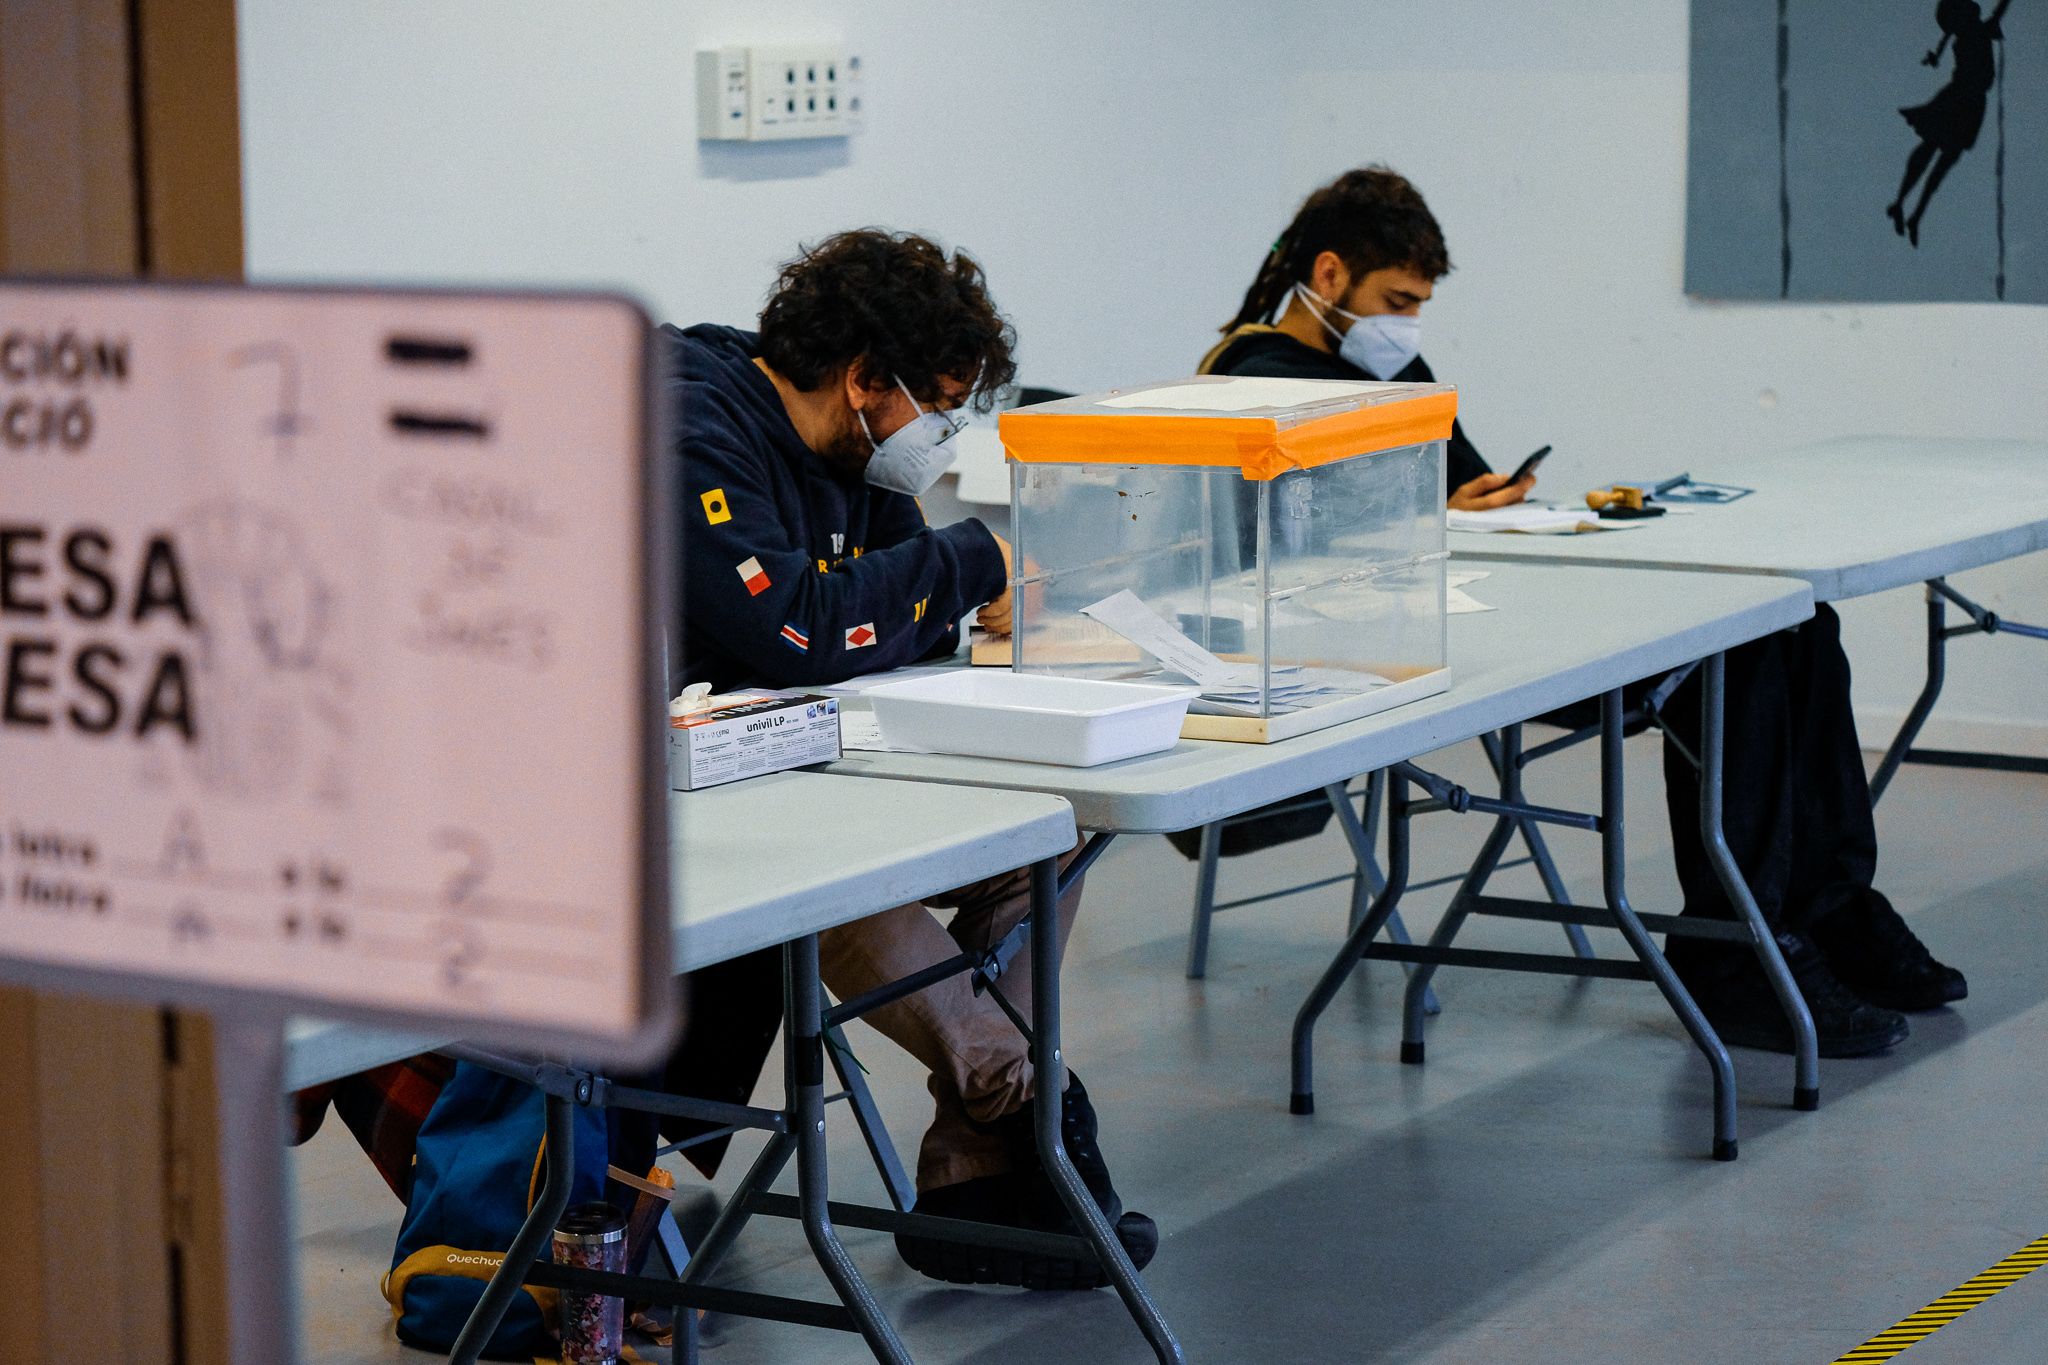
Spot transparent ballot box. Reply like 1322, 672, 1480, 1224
999, 376, 1453, 742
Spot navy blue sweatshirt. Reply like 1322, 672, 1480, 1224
665, 324, 1006, 692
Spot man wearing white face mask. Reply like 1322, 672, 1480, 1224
666, 229, 1158, 1289
1192, 168, 1962, 1059
669, 230, 1018, 690
1200, 165, 1532, 511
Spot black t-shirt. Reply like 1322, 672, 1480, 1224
1203, 329, 1491, 490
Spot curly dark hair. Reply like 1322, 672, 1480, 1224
1224, 166, 1452, 331
758, 229, 1018, 411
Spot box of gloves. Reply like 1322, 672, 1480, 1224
668, 686, 842, 791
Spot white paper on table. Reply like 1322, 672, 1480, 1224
1079, 589, 1247, 690
1199, 666, 1372, 699
1202, 666, 1385, 704
1447, 505, 1639, 535
1446, 567, 1493, 614
1096, 376, 1383, 413
817, 665, 962, 697
837, 711, 924, 753
1081, 589, 1386, 710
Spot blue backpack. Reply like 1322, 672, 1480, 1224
382, 1062, 616, 1360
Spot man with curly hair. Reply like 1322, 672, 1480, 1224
666, 228, 1156, 1289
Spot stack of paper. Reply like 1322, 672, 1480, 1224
1096, 376, 1386, 412
1186, 666, 1382, 717
1445, 505, 1609, 534
1078, 590, 1384, 716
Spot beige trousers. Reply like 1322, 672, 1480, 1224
817, 845, 1084, 1192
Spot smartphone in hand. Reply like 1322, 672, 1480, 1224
1509, 445, 1552, 485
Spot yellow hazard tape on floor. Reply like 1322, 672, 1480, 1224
1832, 1234, 2048, 1362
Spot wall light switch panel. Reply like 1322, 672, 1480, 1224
696, 45, 863, 142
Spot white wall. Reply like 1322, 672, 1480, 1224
237, 0, 1296, 391
239, 0, 2048, 750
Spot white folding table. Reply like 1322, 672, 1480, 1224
1450, 435, 2048, 797
288, 772, 1185, 1365
823, 562, 1820, 1158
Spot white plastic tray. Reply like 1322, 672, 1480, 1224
864, 672, 1195, 767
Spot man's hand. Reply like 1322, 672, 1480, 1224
977, 586, 1015, 636
977, 532, 1017, 636
976, 531, 1039, 637
1448, 470, 1536, 511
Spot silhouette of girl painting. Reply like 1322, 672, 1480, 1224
1889, 0, 2012, 245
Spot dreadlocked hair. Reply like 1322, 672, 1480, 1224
1222, 166, 1452, 332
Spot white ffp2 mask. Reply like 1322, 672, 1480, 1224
1295, 283, 1423, 380
857, 377, 963, 495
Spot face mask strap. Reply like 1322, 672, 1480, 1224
893, 375, 926, 416
1294, 283, 1350, 344
898, 374, 970, 442
855, 376, 928, 455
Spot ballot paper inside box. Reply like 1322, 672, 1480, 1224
668, 693, 841, 791
999, 376, 1453, 742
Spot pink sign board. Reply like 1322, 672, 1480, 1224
0, 282, 669, 1054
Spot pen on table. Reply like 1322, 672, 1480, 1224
1650, 473, 1691, 497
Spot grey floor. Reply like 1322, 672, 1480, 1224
295, 737, 2048, 1364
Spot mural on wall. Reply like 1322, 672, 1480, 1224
1687, 0, 2043, 302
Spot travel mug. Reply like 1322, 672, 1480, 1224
552, 1201, 626, 1364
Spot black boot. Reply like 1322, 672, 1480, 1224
1810, 890, 1967, 1012
896, 1074, 1158, 1291
988, 1072, 1126, 1225
1670, 930, 1908, 1057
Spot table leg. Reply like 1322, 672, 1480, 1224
677, 1131, 793, 1287
1348, 771, 1388, 932
1871, 578, 2048, 800
784, 935, 909, 1364
449, 1089, 575, 1365
1699, 653, 1820, 1110
1399, 811, 1517, 1064
1188, 777, 1410, 985
1325, 782, 1440, 1019
825, 1024, 916, 1213
1594, 689, 1739, 1161
1485, 726, 1594, 959
214, 1009, 300, 1365
1345, 856, 1370, 936
1184, 820, 1223, 980
1029, 857, 1186, 1365
1870, 583, 1948, 804
649, 1217, 702, 1365
1291, 770, 1413, 1115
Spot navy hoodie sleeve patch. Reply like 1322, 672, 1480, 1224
668, 325, 1006, 691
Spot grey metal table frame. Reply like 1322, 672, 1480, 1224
1288, 654, 1810, 1162
1180, 758, 1597, 989
1866, 576, 2048, 798
823, 564, 1821, 1158
289, 774, 1184, 1365
1450, 435, 2048, 797
1186, 664, 1693, 1047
